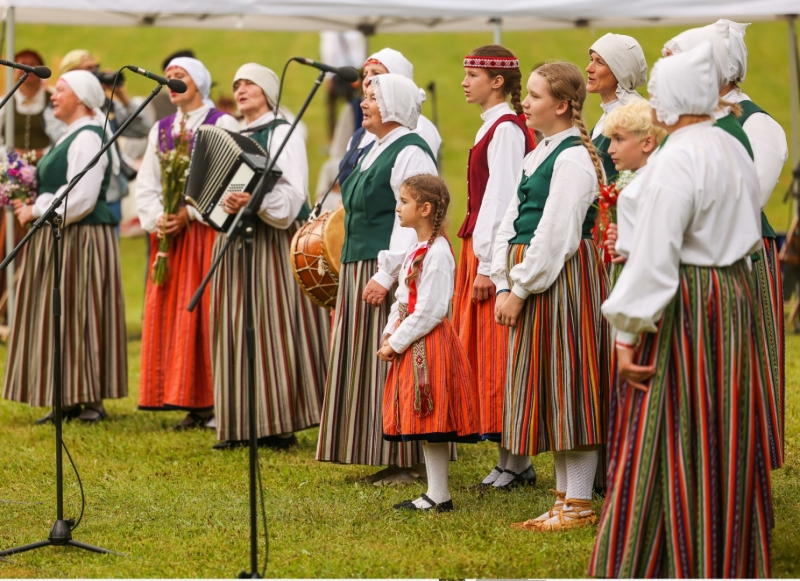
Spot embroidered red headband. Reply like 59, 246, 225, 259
463, 55, 520, 69
364, 58, 384, 68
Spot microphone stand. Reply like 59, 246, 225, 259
0, 71, 29, 113
0, 82, 165, 559
188, 68, 327, 579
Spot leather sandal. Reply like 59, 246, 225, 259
511, 490, 566, 530
493, 465, 537, 491
535, 498, 597, 531
393, 493, 454, 513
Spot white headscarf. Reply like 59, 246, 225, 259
649, 41, 718, 126
365, 48, 414, 81
370, 73, 425, 129
662, 22, 735, 90
719, 19, 750, 83
234, 63, 279, 109
589, 33, 648, 105
166, 57, 214, 108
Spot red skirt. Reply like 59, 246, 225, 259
383, 317, 479, 443
452, 236, 508, 440
139, 223, 217, 411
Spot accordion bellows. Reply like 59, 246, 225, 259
184, 125, 280, 232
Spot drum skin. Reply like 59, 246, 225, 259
290, 207, 344, 309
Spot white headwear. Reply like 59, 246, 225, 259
648, 41, 718, 126
234, 63, 279, 109
662, 22, 735, 90
58, 70, 105, 110
589, 33, 648, 105
370, 73, 425, 129
719, 19, 750, 83
166, 57, 214, 108
365, 48, 414, 81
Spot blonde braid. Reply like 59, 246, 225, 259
572, 99, 605, 188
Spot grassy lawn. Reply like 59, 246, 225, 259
0, 240, 797, 578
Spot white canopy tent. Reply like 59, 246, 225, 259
0, 0, 798, 310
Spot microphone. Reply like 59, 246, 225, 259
292, 58, 359, 83
125, 65, 187, 93
0, 59, 51, 79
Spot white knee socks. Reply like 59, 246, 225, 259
414, 442, 450, 508
565, 449, 599, 501
481, 444, 509, 485
492, 452, 531, 488
554, 451, 567, 493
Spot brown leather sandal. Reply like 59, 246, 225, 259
511, 489, 566, 530
535, 498, 597, 532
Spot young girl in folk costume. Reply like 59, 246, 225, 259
600, 100, 666, 283
337, 48, 441, 190
456, 45, 535, 489
586, 33, 648, 183
492, 62, 610, 531
4, 71, 127, 423
210, 63, 328, 450
136, 57, 240, 429
379, 175, 479, 511
591, 43, 773, 578
317, 74, 438, 481
663, 23, 786, 470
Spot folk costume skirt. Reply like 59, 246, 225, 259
139, 223, 216, 411
316, 260, 423, 467
383, 315, 479, 443
452, 236, 508, 441
754, 237, 784, 470
4, 224, 128, 407
589, 261, 773, 579
210, 221, 322, 441
502, 239, 610, 455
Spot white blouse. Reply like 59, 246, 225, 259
602, 121, 762, 345
613, 162, 653, 259
471, 102, 527, 277
135, 104, 240, 233
31, 116, 108, 226
240, 111, 309, 230
490, 126, 599, 299
362, 126, 439, 291
591, 99, 621, 140
722, 88, 788, 209
384, 236, 455, 353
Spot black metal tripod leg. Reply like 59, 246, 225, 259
0, 540, 52, 557
66, 540, 118, 555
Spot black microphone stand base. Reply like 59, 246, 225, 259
0, 519, 113, 557
238, 571, 262, 579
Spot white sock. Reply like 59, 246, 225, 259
565, 449, 599, 502
481, 445, 509, 484
554, 451, 567, 493
413, 443, 450, 507
492, 452, 531, 487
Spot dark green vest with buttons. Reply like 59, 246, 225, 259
510, 136, 597, 245
246, 119, 311, 221
340, 133, 436, 264
36, 124, 116, 226
592, 132, 617, 184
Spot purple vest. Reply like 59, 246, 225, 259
157, 108, 227, 152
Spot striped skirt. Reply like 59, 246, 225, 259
139, 223, 217, 411
452, 236, 508, 441
316, 260, 423, 467
590, 261, 773, 578
753, 237, 784, 469
502, 239, 610, 455
211, 221, 322, 441
4, 224, 127, 407
383, 317, 479, 443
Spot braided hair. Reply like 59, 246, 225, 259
467, 45, 524, 115
401, 174, 450, 289
533, 61, 605, 188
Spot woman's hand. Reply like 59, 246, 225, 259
223, 192, 251, 214
472, 274, 495, 302
156, 206, 191, 238
616, 343, 655, 391
495, 292, 524, 327
362, 279, 389, 307
12, 200, 34, 226
377, 342, 397, 362
604, 223, 626, 265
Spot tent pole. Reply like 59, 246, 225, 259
490, 18, 502, 45
789, 16, 799, 170
5, 6, 15, 316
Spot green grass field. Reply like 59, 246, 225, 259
0, 21, 798, 578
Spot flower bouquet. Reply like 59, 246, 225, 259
0, 150, 37, 207
151, 119, 193, 286
596, 170, 634, 264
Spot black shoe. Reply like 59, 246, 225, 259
212, 440, 247, 450
393, 493, 454, 513
171, 411, 213, 431
34, 406, 82, 425
261, 434, 298, 451
472, 465, 503, 490
77, 406, 107, 424
493, 465, 537, 491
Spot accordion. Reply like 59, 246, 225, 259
183, 125, 282, 232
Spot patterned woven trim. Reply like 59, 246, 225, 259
364, 58, 383, 68
398, 303, 434, 417
463, 56, 520, 69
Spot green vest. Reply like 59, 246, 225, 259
15, 108, 50, 151
733, 101, 776, 239
509, 136, 597, 245
36, 124, 116, 226
246, 118, 311, 221
592, 131, 617, 184
340, 133, 436, 264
